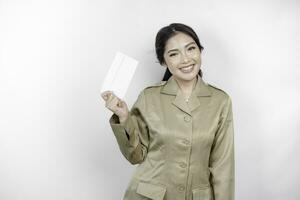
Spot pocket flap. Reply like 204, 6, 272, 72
192, 186, 212, 200
136, 181, 166, 200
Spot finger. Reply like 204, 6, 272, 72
101, 91, 107, 100
117, 99, 122, 107
106, 92, 116, 102
117, 99, 127, 108
106, 95, 119, 109
101, 91, 112, 101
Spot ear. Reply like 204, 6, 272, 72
162, 63, 167, 68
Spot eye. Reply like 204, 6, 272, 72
188, 46, 196, 51
169, 53, 178, 57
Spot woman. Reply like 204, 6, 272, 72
101, 23, 235, 200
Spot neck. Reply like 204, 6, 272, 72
174, 76, 198, 98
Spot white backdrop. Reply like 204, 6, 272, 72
0, 0, 299, 199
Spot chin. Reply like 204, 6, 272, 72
175, 72, 198, 82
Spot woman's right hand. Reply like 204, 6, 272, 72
101, 91, 129, 123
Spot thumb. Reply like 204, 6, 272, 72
117, 100, 127, 108
117, 99, 123, 108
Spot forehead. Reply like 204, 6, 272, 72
165, 32, 195, 50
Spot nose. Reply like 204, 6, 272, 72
181, 52, 189, 63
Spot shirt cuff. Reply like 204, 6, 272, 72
109, 114, 135, 144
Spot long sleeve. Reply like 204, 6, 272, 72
209, 96, 235, 200
109, 90, 149, 165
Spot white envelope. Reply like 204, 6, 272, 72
101, 52, 139, 99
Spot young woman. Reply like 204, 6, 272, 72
101, 23, 235, 200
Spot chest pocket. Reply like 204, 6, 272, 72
192, 186, 213, 200
136, 181, 166, 200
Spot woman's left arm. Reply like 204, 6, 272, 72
209, 95, 235, 200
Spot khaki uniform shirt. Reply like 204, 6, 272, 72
109, 75, 235, 200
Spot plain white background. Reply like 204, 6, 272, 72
0, 0, 299, 199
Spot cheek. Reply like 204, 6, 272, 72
165, 58, 179, 69
193, 54, 201, 64
167, 65, 176, 74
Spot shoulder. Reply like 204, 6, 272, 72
206, 83, 233, 117
142, 81, 167, 94
208, 84, 234, 119
135, 81, 166, 98
134, 81, 166, 108
145, 81, 167, 89
207, 82, 232, 103
135, 81, 167, 103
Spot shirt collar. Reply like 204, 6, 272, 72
160, 74, 212, 97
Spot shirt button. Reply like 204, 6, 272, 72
184, 116, 191, 122
177, 185, 185, 192
179, 162, 187, 168
182, 139, 190, 145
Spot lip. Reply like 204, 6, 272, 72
179, 64, 195, 69
179, 64, 195, 73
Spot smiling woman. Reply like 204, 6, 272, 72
163, 34, 201, 82
155, 23, 205, 102
101, 23, 235, 200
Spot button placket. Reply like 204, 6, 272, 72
174, 115, 192, 196
184, 115, 191, 122
182, 114, 193, 199
182, 139, 190, 145
179, 162, 187, 168
177, 185, 185, 192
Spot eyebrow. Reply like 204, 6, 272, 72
167, 42, 196, 54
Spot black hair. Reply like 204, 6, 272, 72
155, 23, 204, 81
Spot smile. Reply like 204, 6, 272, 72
179, 64, 195, 73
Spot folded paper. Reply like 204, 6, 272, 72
101, 52, 139, 99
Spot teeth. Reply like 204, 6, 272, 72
180, 64, 194, 73
181, 64, 193, 69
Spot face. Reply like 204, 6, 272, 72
163, 32, 201, 83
